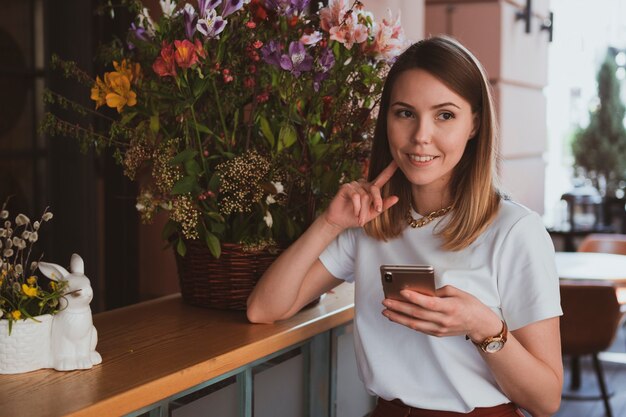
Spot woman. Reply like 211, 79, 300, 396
247, 36, 563, 417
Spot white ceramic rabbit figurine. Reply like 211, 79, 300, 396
38, 254, 102, 371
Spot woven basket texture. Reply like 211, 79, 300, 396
176, 240, 283, 310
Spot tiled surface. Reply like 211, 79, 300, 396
556, 325, 626, 417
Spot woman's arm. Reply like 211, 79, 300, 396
382, 287, 563, 416
247, 161, 399, 324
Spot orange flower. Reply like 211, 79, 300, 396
174, 39, 199, 69
113, 59, 142, 84
104, 72, 137, 113
90, 75, 109, 109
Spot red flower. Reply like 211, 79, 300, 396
174, 39, 199, 69
244, 77, 256, 89
249, 0, 269, 22
152, 41, 177, 77
194, 39, 207, 60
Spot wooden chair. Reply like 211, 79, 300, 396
560, 281, 625, 417
578, 233, 626, 256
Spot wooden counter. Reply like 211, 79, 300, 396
0, 283, 354, 417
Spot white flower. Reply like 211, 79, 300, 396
271, 181, 285, 194
22, 230, 31, 240
159, 0, 177, 17
0, 310, 3, 319
263, 211, 273, 228
42, 212, 53, 222
28, 232, 38, 243
4, 221, 10, 228
33, 221, 40, 230
12, 237, 26, 250
31, 261, 38, 271
15, 214, 30, 226
5, 238, 12, 249
266, 195, 276, 205
0, 240, 2, 249
135, 203, 146, 212
138, 7, 157, 37
0, 229, 5, 238
15, 264, 23, 275
3, 249, 13, 258
0, 210, 8, 219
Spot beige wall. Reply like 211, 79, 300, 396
425, 0, 551, 214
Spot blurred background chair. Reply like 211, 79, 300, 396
560, 280, 625, 417
577, 233, 626, 307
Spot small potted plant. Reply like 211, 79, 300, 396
0, 200, 69, 373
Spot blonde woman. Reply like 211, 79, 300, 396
247, 36, 563, 417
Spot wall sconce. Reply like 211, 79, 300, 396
515, 0, 532, 34
541, 11, 554, 42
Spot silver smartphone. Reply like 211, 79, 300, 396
380, 265, 436, 300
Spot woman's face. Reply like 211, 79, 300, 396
387, 68, 477, 198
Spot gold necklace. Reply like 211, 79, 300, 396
407, 205, 453, 228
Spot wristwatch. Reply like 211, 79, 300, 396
467, 320, 508, 353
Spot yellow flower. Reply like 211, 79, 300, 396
90, 75, 109, 109
113, 59, 142, 84
22, 283, 38, 297
105, 72, 137, 113
27, 275, 37, 285
11, 310, 21, 320
50, 281, 58, 291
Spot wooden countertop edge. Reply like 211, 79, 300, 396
66, 305, 355, 417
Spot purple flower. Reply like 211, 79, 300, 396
221, 0, 244, 17
279, 41, 313, 77
197, 8, 227, 38
313, 48, 334, 91
198, 0, 222, 18
130, 23, 149, 41
265, 0, 309, 15
183, 4, 198, 39
261, 40, 283, 68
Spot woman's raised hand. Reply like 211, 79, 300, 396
323, 161, 399, 230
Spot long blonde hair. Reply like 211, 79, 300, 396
364, 36, 501, 250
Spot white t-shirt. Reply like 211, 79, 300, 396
319, 199, 562, 413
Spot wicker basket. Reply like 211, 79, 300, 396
175, 240, 283, 310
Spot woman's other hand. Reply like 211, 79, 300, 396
324, 161, 399, 230
381, 285, 503, 342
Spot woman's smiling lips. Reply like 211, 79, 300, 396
407, 153, 438, 166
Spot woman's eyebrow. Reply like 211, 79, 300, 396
390, 101, 461, 110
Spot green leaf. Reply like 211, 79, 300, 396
150, 115, 160, 134
161, 220, 178, 241
171, 176, 197, 195
277, 124, 297, 152
207, 211, 225, 222
194, 123, 214, 135
185, 159, 202, 176
205, 232, 221, 258
259, 116, 275, 147
176, 238, 187, 257
170, 149, 198, 165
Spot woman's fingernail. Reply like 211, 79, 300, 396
376, 205, 382, 212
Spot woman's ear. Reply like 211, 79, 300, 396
469, 113, 480, 139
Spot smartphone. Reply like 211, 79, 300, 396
380, 265, 436, 300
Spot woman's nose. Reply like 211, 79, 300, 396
412, 119, 433, 144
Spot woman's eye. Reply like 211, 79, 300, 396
396, 109, 413, 118
437, 112, 454, 121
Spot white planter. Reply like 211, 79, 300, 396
0, 314, 52, 374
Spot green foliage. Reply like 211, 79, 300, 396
572, 50, 626, 191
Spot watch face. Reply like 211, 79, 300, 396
485, 340, 504, 353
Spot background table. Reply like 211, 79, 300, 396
555, 252, 626, 282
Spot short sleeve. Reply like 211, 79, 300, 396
497, 212, 563, 330
318, 228, 357, 283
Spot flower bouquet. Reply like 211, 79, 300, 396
42, 0, 405, 260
